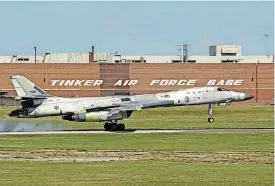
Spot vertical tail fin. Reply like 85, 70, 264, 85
11, 75, 48, 97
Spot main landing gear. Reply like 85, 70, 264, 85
208, 103, 214, 123
104, 121, 125, 131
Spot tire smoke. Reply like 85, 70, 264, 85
0, 121, 64, 132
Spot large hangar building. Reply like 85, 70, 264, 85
0, 45, 274, 105
0, 45, 273, 64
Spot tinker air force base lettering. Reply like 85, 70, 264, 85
50, 79, 244, 86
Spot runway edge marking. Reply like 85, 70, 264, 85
0, 129, 273, 135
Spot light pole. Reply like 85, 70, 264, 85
10, 55, 17, 63
34, 46, 37, 63
263, 34, 269, 57
181, 44, 184, 63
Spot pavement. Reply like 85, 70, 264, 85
0, 128, 273, 135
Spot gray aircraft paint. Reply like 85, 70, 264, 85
11, 75, 47, 97
9, 75, 254, 125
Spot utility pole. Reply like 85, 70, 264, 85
34, 46, 37, 63
263, 34, 269, 57
181, 44, 184, 63
183, 44, 188, 63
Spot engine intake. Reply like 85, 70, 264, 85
62, 115, 74, 121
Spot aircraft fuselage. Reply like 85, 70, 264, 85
10, 86, 253, 121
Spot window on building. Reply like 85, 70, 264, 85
121, 98, 131, 102
221, 59, 234, 63
172, 60, 182, 63
221, 53, 236, 56
132, 60, 146, 63
17, 58, 29, 61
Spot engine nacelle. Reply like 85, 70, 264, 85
72, 110, 130, 122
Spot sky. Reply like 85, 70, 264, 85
0, 1, 273, 56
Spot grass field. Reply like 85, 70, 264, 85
0, 132, 273, 185
0, 161, 273, 186
0, 106, 273, 129
0, 106, 273, 185
0, 133, 272, 151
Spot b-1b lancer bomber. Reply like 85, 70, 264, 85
9, 75, 254, 131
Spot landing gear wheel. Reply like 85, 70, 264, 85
208, 117, 214, 123
208, 103, 215, 123
110, 123, 118, 131
104, 123, 112, 131
117, 124, 125, 131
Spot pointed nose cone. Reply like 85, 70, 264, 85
244, 93, 254, 100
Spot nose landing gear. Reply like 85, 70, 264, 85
208, 103, 214, 123
208, 117, 214, 123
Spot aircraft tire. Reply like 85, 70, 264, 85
117, 124, 125, 131
208, 117, 214, 123
104, 123, 111, 131
111, 123, 118, 131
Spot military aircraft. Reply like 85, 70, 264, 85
9, 75, 254, 131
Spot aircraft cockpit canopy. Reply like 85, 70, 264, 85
217, 87, 230, 91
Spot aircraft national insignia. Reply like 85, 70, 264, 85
29, 90, 36, 93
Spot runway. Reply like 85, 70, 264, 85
0, 128, 273, 135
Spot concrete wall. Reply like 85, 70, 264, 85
0, 63, 273, 105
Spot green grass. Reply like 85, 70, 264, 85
0, 133, 272, 152
0, 161, 273, 186
0, 106, 273, 186
0, 106, 274, 129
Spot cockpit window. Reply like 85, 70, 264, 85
164, 94, 170, 98
217, 88, 229, 91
